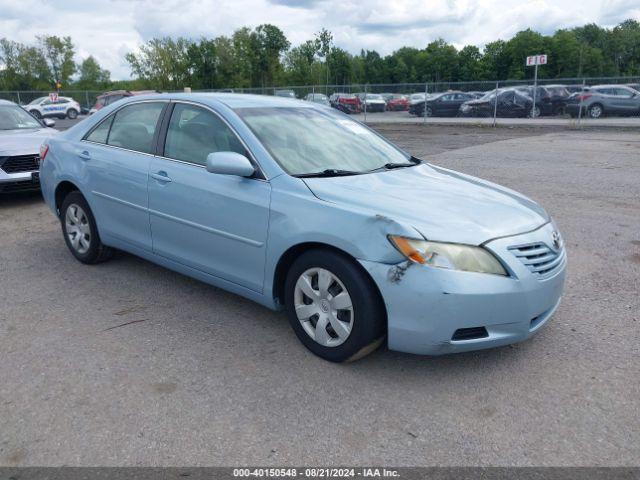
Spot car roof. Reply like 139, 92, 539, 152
0, 99, 16, 105
591, 84, 631, 89
120, 92, 320, 109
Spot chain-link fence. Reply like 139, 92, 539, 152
1, 76, 638, 125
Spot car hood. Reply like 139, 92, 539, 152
0, 128, 58, 156
303, 164, 548, 245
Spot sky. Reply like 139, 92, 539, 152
1, 0, 639, 79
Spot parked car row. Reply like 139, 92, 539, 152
407, 83, 640, 118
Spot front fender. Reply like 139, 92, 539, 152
262, 175, 417, 303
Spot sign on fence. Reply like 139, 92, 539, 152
526, 54, 547, 66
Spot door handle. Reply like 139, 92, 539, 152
151, 171, 172, 183
78, 150, 91, 161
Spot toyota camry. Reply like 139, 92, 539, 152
39, 93, 566, 362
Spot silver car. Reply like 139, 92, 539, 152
565, 84, 640, 118
304, 93, 330, 106
0, 99, 57, 193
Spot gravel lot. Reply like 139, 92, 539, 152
1, 125, 638, 466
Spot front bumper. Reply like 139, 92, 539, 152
359, 223, 566, 355
0, 169, 40, 192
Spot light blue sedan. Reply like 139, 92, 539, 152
39, 93, 566, 362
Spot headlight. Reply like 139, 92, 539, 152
388, 236, 507, 276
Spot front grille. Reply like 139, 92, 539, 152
0, 155, 40, 173
509, 242, 564, 278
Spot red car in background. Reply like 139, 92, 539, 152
382, 93, 410, 111
89, 90, 158, 114
329, 93, 362, 114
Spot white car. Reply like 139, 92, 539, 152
26, 96, 81, 120
355, 93, 387, 112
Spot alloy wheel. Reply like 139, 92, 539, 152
589, 105, 602, 118
294, 268, 354, 347
65, 204, 91, 254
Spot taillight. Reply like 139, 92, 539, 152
40, 144, 49, 163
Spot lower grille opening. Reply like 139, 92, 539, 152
451, 326, 489, 341
0, 181, 40, 193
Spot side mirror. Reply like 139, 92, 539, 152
206, 151, 255, 177
43, 118, 56, 128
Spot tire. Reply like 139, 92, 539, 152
30, 110, 42, 119
284, 249, 386, 362
60, 191, 113, 264
67, 109, 78, 119
424, 106, 433, 117
528, 105, 541, 118
588, 103, 603, 119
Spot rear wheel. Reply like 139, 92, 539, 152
30, 110, 41, 119
60, 191, 113, 264
67, 109, 78, 119
424, 106, 433, 117
284, 250, 385, 362
588, 103, 603, 118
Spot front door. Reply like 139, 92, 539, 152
147, 102, 271, 293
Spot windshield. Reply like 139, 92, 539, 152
479, 90, 497, 101
236, 107, 411, 176
28, 97, 47, 105
0, 105, 42, 130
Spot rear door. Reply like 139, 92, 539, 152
81, 101, 167, 251
147, 101, 271, 292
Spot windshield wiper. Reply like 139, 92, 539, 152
370, 156, 422, 172
294, 169, 363, 178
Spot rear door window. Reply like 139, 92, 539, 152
106, 102, 165, 154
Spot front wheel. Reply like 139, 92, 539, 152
284, 250, 386, 362
30, 110, 42, 119
67, 109, 78, 119
60, 191, 113, 264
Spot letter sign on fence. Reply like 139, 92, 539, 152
526, 54, 547, 66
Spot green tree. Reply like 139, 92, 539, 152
251, 24, 290, 87
76, 56, 111, 89
457, 45, 482, 81
38, 35, 76, 86
125, 37, 192, 89
315, 28, 333, 86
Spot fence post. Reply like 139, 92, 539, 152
85, 91, 90, 110
423, 82, 428, 124
16, 91, 21, 105
531, 63, 538, 119
363, 83, 368, 123
577, 78, 586, 128
492, 81, 499, 127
